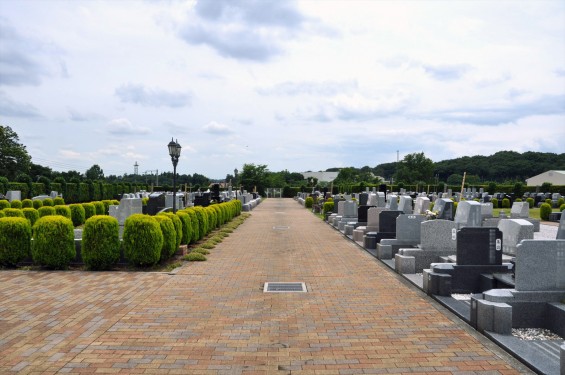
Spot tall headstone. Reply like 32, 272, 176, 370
358, 193, 369, 206
386, 194, 398, 210
434, 198, 454, 220
557, 210, 565, 240
398, 195, 413, 214
454, 200, 482, 228
5, 191, 21, 202
497, 219, 534, 255
414, 197, 430, 214
510, 202, 530, 218
515, 240, 565, 291
456, 227, 503, 266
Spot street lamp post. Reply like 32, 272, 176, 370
168, 138, 182, 213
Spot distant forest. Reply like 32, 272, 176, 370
371, 151, 565, 184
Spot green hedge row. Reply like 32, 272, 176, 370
0, 199, 243, 269
1, 182, 149, 203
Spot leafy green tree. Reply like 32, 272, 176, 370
239, 164, 269, 195
0, 125, 31, 180
85, 164, 104, 181
395, 152, 434, 184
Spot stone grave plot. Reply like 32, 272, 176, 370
469, 239, 565, 375
361, 210, 402, 257
397, 195, 413, 214
376, 213, 425, 263
352, 206, 385, 245
433, 198, 455, 220
394, 219, 458, 276
422, 227, 511, 296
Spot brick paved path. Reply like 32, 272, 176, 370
0, 198, 531, 374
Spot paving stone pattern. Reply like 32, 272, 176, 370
0, 199, 530, 374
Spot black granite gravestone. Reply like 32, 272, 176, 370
147, 192, 165, 215
357, 205, 375, 223
358, 193, 369, 206
379, 210, 402, 233
457, 227, 502, 266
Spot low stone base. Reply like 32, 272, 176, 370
176, 245, 188, 256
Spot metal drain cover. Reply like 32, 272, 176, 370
264, 282, 307, 293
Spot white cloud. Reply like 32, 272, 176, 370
107, 118, 150, 136
203, 121, 234, 135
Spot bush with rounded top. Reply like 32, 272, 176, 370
10, 200, 22, 209
22, 199, 33, 208
82, 215, 120, 270
42, 198, 54, 207
69, 204, 86, 227
154, 215, 177, 261
82, 203, 96, 220
102, 200, 113, 214
526, 197, 534, 208
192, 206, 208, 239
32, 216, 75, 269
560, 204, 565, 212
515, 198, 522, 202
0, 217, 31, 266
111, 199, 119, 205
323, 201, 334, 215
93, 201, 105, 215
55, 205, 72, 219
0, 200, 10, 210
491, 198, 498, 209
205, 207, 217, 230
0, 211, 5, 218
558, 198, 565, 208
501, 198, 510, 209
53, 197, 65, 205
32, 199, 43, 209
175, 211, 192, 245
22, 208, 39, 226
185, 209, 199, 243
158, 212, 182, 249
123, 214, 163, 267
539, 203, 552, 221
4, 208, 24, 218
305, 196, 314, 208
38, 206, 56, 217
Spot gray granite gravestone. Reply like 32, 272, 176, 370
386, 194, 398, 210
434, 198, 454, 220
6, 191, 21, 202
398, 195, 413, 214
377, 214, 425, 260
454, 200, 482, 229
497, 219, 534, 255
510, 202, 530, 218
414, 197, 430, 214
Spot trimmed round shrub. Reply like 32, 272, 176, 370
185, 209, 199, 243
38, 206, 56, 217
539, 203, 552, 221
10, 199, 22, 209
42, 198, 54, 207
123, 214, 163, 267
0, 200, 10, 210
22, 199, 33, 208
491, 197, 498, 209
192, 206, 208, 240
558, 198, 565, 208
545, 198, 552, 206
0, 211, 5, 218
560, 204, 565, 212
185, 252, 206, 261
69, 204, 86, 227
82, 203, 96, 220
22, 208, 39, 226
515, 198, 522, 202
305, 196, 314, 208
82, 215, 120, 270
32, 199, 43, 209
0, 217, 31, 266
4, 208, 24, 218
526, 197, 534, 209
175, 211, 192, 245
102, 200, 112, 215
159, 212, 182, 249
111, 199, 119, 205
53, 197, 65, 205
93, 201, 105, 215
154, 215, 177, 261
32, 216, 75, 269
55, 205, 72, 219
501, 198, 510, 209
205, 207, 217, 230
323, 201, 334, 215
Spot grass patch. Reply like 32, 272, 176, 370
184, 252, 207, 261
192, 248, 210, 255
200, 242, 216, 249
164, 261, 183, 272
492, 207, 561, 220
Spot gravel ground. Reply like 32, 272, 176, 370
512, 328, 564, 341
534, 223, 559, 239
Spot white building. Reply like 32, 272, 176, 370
526, 170, 565, 186
301, 171, 339, 183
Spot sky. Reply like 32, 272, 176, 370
1, 0, 564, 180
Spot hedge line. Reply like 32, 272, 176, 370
0, 199, 243, 269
